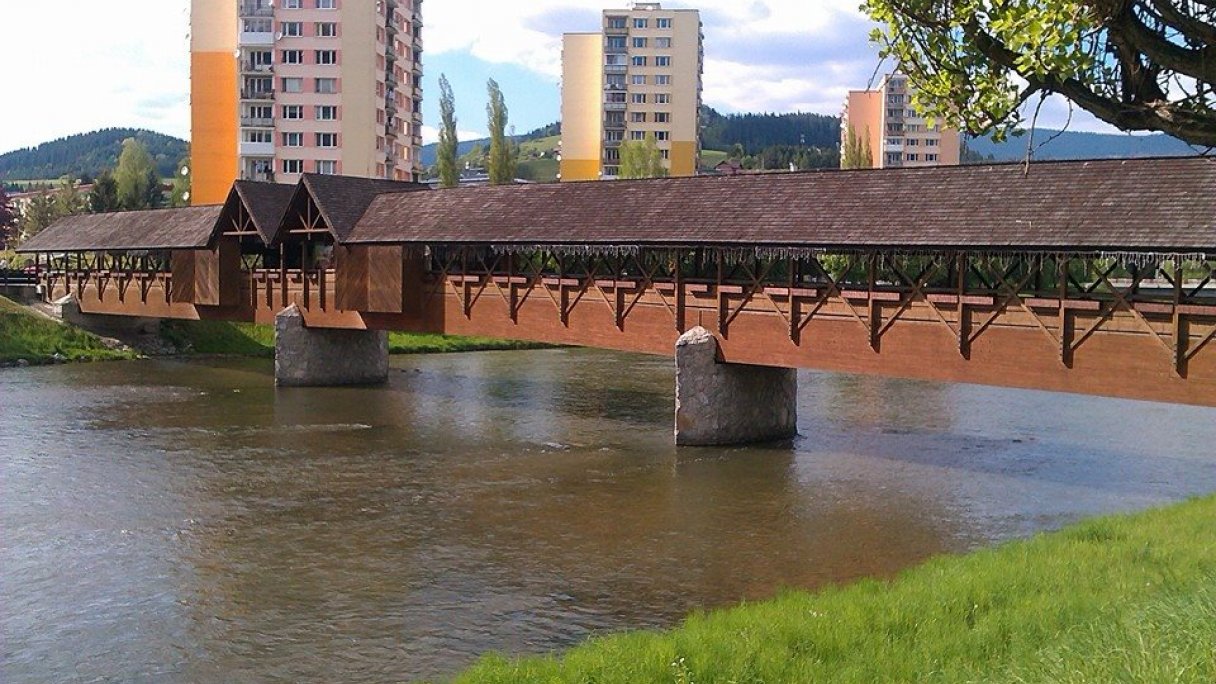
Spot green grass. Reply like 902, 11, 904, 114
160, 320, 553, 357
519, 135, 561, 156
453, 496, 1216, 683
700, 149, 730, 169
0, 296, 139, 364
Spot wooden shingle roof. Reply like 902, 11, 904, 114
286, 174, 429, 242
349, 157, 1216, 252
231, 181, 296, 244
17, 205, 224, 253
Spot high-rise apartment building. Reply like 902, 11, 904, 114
841, 73, 961, 169
191, 0, 424, 205
560, 3, 703, 181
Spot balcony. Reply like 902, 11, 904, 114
240, 117, 275, 127
604, 82, 626, 91
239, 141, 276, 157
386, 71, 398, 88
239, 31, 275, 47
241, 89, 275, 101
604, 64, 627, 74
604, 119, 626, 130
604, 102, 627, 111
239, 3, 273, 17
603, 138, 623, 148
241, 170, 274, 183
242, 62, 274, 74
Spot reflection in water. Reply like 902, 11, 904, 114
2, 349, 1214, 682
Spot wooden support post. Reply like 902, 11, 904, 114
675, 258, 686, 333
868, 253, 879, 351
957, 252, 969, 358
1174, 263, 1187, 377
279, 243, 288, 309
1059, 256, 1073, 367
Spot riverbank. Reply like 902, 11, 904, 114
0, 296, 139, 365
160, 320, 553, 357
454, 496, 1216, 683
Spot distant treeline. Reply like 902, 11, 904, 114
701, 108, 841, 155
0, 128, 188, 181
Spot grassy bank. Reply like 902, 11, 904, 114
160, 320, 553, 357
0, 296, 138, 364
454, 497, 1216, 683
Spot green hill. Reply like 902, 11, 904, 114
0, 128, 188, 183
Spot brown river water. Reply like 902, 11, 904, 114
2, 349, 1215, 682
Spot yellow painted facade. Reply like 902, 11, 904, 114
560, 33, 605, 182
668, 140, 697, 177
559, 159, 603, 182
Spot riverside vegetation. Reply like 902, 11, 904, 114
0, 295, 137, 364
453, 496, 1216, 683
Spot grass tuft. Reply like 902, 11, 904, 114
0, 295, 139, 364
451, 496, 1216, 684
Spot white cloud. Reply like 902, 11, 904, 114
0, 1, 191, 153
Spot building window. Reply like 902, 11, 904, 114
607, 92, 627, 103
282, 132, 303, 147
315, 78, 338, 94
316, 0, 336, 8
282, 105, 303, 119
316, 22, 337, 37
656, 131, 671, 141
316, 50, 337, 65
281, 21, 303, 37
603, 166, 620, 176
654, 93, 671, 104
926, 154, 939, 161
654, 56, 672, 67
244, 18, 271, 33
246, 104, 272, 120
243, 130, 272, 143
660, 149, 670, 159
316, 133, 338, 147
631, 93, 647, 104
605, 130, 623, 142
655, 37, 672, 48
283, 159, 304, 174
281, 77, 303, 93
632, 37, 648, 48
604, 148, 620, 162
316, 105, 338, 120
281, 49, 303, 64
631, 56, 647, 67
887, 108, 902, 118
654, 112, 671, 123
629, 130, 646, 141
606, 36, 626, 49
633, 18, 648, 28
630, 111, 647, 123
906, 153, 920, 162
926, 138, 939, 147
631, 74, 647, 85
282, 0, 302, 8
315, 160, 337, 174
906, 138, 919, 146
606, 16, 627, 29
655, 74, 671, 85
656, 18, 672, 28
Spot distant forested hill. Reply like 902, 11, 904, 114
0, 128, 188, 181
965, 130, 1197, 162
701, 107, 840, 154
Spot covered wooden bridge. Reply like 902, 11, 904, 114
19, 157, 1216, 444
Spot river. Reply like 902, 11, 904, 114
3, 349, 1214, 682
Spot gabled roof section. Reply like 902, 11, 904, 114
17, 205, 224, 253
347, 157, 1216, 252
225, 181, 296, 244
270, 174, 429, 244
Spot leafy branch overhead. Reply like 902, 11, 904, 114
863, 0, 1216, 146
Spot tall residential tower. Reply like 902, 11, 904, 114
191, 0, 424, 205
561, 3, 703, 181
841, 73, 961, 169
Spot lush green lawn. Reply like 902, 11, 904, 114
160, 319, 552, 357
0, 296, 138, 364
700, 149, 731, 170
453, 496, 1216, 683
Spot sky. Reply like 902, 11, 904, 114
0, 0, 1114, 155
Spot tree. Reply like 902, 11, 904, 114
115, 138, 160, 210
170, 157, 191, 208
90, 170, 121, 213
53, 177, 88, 217
863, 1, 1216, 146
17, 191, 60, 242
619, 133, 667, 179
842, 125, 874, 169
437, 74, 460, 188
485, 79, 518, 185
0, 186, 16, 249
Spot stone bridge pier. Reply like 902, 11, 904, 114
674, 327, 798, 446
274, 306, 389, 387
